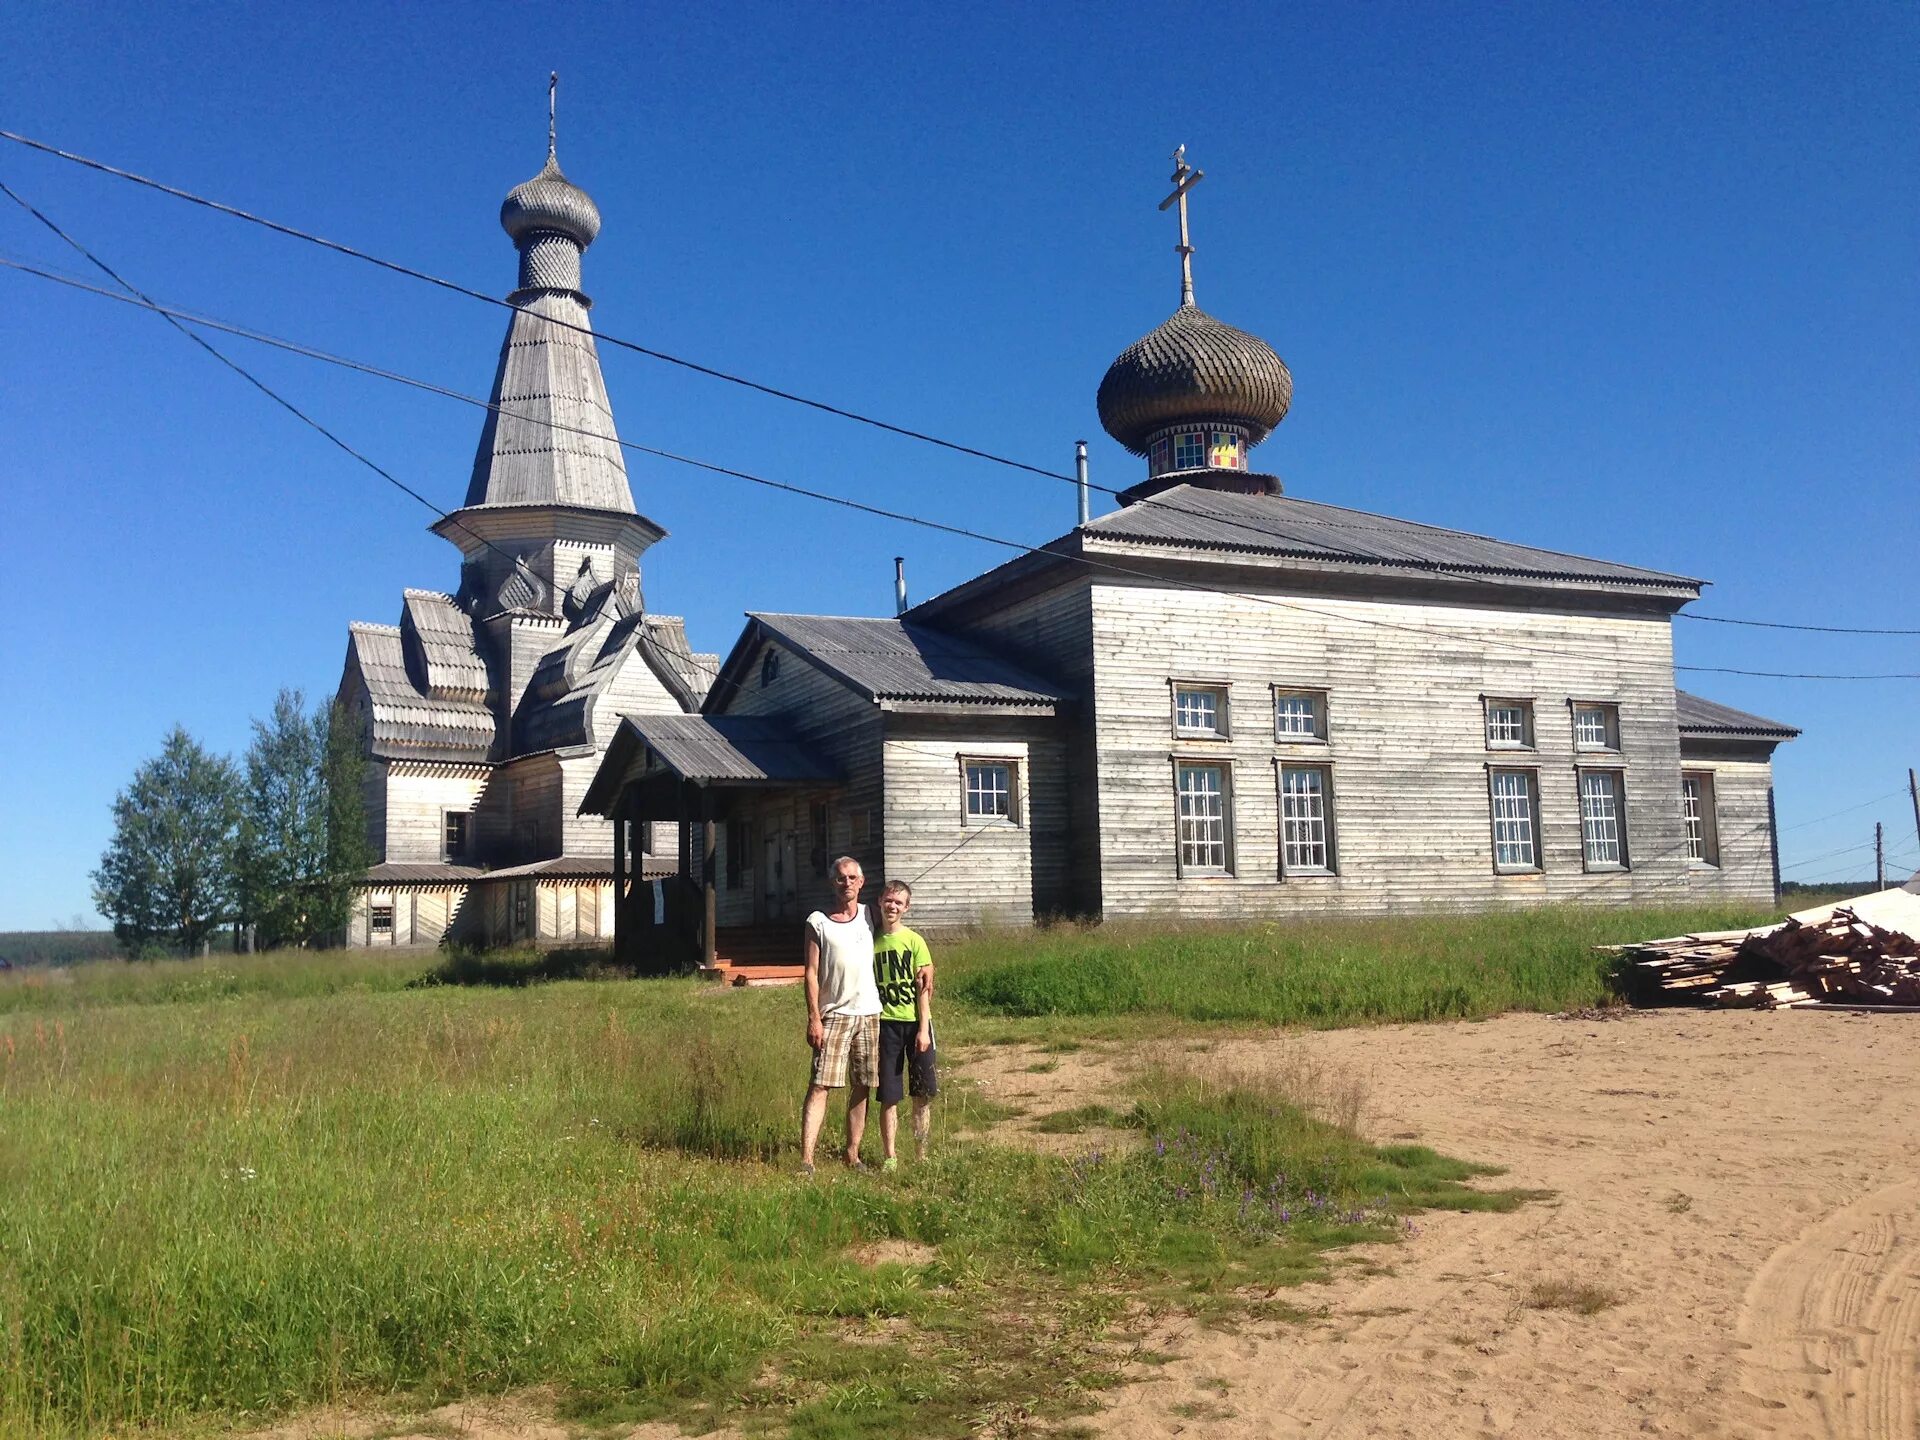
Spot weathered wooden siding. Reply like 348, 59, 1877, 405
346, 886, 467, 947
711, 635, 884, 919
1676, 740, 1781, 904
381, 764, 490, 863
877, 715, 1070, 929
1084, 583, 1706, 918
939, 578, 1099, 915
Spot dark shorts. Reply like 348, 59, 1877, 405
877, 1019, 937, 1104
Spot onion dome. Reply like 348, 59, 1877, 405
500, 154, 601, 250
1097, 302, 1293, 457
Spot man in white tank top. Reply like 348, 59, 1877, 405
800, 855, 884, 1173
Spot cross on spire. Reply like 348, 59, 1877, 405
1157, 144, 1205, 308
547, 72, 558, 164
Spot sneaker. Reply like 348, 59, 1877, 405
881, 1156, 899, 1173
845, 1156, 866, 1171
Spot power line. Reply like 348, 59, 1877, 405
6, 127, 1916, 645
8, 250, 1918, 688
1679, 613, 1920, 637
1780, 787, 1910, 832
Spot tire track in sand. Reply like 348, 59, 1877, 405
1736, 1178, 1920, 1439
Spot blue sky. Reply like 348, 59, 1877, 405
2, 1, 1915, 928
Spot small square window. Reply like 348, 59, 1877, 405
1488, 769, 1540, 871
1209, 431, 1243, 469
370, 904, 394, 935
1572, 702, 1620, 751
1273, 689, 1327, 741
1279, 764, 1335, 874
1173, 683, 1228, 738
1579, 770, 1628, 869
1176, 762, 1232, 873
1485, 698, 1534, 748
1681, 772, 1719, 867
964, 761, 1015, 823
1174, 431, 1206, 469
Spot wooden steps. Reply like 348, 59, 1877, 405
700, 925, 804, 989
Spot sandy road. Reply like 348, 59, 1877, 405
1070, 1009, 1920, 1440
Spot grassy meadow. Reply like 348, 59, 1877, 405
0, 901, 1780, 1437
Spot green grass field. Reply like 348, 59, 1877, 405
0, 901, 1779, 1437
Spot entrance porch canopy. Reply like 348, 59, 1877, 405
579, 713, 842, 969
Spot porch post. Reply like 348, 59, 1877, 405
701, 786, 718, 970
612, 807, 629, 964
676, 778, 693, 961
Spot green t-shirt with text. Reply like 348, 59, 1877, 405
873, 925, 932, 1023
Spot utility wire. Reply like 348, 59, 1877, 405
1779, 788, 1911, 832
8, 250, 1918, 687
8, 126, 1918, 643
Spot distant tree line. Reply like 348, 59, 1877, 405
91, 690, 372, 957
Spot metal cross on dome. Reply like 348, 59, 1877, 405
548, 72, 559, 163
1158, 144, 1205, 308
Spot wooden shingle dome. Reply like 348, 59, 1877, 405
500, 155, 602, 250
1096, 302, 1293, 457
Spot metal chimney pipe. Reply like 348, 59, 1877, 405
894, 556, 908, 616
1075, 440, 1090, 526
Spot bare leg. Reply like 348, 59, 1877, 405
912, 1095, 932, 1160
880, 1102, 900, 1159
845, 1090, 869, 1164
801, 1084, 832, 1166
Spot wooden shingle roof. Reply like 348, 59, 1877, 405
345, 622, 495, 762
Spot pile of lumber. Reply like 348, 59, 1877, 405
1610, 886, 1920, 1009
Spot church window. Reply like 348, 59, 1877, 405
1150, 436, 1173, 474
963, 761, 1015, 823
810, 802, 831, 875
725, 819, 751, 887
1278, 765, 1334, 874
1173, 683, 1228, 738
1176, 763, 1232, 874
1485, 698, 1534, 748
443, 811, 470, 861
1579, 770, 1627, 869
1174, 431, 1206, 469
760, 648, 781, 688
1209, 431, 1243, 469
370, 904, 394, 936
1273, 689, 1327, 741
1572, 702, 1619, 751
1488, 769, 1540, 871
1682, 773, 1719, 866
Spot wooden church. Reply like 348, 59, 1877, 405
334, 119, 712, 947
338, 127, 1796, 958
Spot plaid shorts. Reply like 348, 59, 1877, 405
812, 1013, 881, 1090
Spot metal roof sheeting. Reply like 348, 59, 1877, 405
1084, 485, 1702, 589
750, 614, 1064, 706
1674, 690, 1800, 739
621, 713, 842, 784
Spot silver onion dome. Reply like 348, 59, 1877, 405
500, 155, 602, 250
1097, 303, 1293, 456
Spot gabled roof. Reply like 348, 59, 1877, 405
578, 713, 841, 816
402, 590, 489, 699
1081, 485, 1703, 590
343, 622, 496, 762
1675, 690, 1800, 740
716, 614, 1064, 711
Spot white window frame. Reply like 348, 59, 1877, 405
1171, 680, 1230, 739
961, 758, 1019, 826
1272, 687, 1329, 742
1681, 771, 1719, 867
1488, 767, 1542, 873
1578, 767, 1629, 871
1571, 700, 1621, 752
1277, 763, 1336, 876
1484, 697, 1535, 750
1174, 759, 1234, 876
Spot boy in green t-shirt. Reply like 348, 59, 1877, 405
872, 879, 935, 1171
